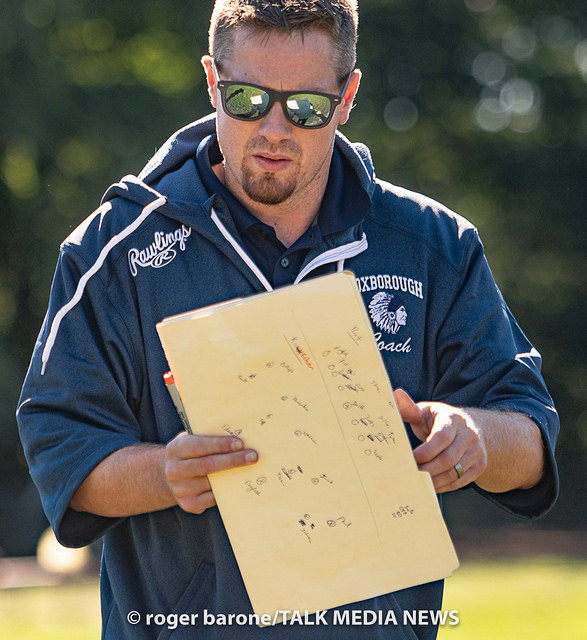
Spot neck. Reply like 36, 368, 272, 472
212, 163, 328, 248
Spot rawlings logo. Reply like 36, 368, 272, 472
128, 225, 191, 276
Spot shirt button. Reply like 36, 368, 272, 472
280, 257, 290, 268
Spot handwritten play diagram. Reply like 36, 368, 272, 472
156, 271, 458, 624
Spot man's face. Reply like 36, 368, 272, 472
203, 28, 358, 213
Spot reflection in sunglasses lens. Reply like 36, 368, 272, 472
221, 82, 337, 128
226, 85, 269, 118
287, 94, 331, 127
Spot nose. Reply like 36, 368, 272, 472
257, 101, 293, 143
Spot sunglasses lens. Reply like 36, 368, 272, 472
286, 93, 332, 127
221, 82, 336, 128
224, 84, 270, 119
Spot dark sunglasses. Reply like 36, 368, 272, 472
215, 73, 350, 130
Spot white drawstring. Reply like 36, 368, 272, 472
294, 234, 368, 284
211, 207, 368, 291
210, 208, 274, 293
41, 199, 366, 375
41, 195, 167, 375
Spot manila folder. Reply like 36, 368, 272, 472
156, 271, 458, 623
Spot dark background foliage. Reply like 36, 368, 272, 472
1, 0, 585, 556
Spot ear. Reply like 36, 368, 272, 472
201, 55, 218, 109
337, 69, 362, 126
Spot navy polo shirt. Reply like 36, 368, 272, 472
195, 134, 369, 287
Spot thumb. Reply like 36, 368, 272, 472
393, 389, 431, 443
393, 388, 422, 424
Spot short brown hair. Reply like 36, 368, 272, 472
209, 0, 359, 82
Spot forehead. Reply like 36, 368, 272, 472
222, 27, 339, 92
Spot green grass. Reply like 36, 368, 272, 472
438, 556, 587, 639
0, 557, 585, 638
0, 582, 100, 639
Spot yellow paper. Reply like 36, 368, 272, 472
156, 271, 458, 623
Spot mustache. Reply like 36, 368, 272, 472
244, 136, 302, 158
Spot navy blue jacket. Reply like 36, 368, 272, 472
17, 115, 559, 639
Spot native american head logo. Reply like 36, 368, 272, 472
368, 291, 407, 335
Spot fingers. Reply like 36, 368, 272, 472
165, 475, 216, 514
419, 448, 485, 493
168, 431, 257, 464
165, 432, 258, 514
411, 406, 488, 493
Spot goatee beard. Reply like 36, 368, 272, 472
240, 137, 302, 205
242, 171, 297, 205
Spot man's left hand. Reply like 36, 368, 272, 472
394, 388, 488, 492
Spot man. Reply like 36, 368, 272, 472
17, 1, 558, 638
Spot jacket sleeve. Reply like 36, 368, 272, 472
17, 244, 145, 548
432, 228, 559, 519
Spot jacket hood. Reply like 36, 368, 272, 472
100, 113, 376, 210
40, 115, 373, 374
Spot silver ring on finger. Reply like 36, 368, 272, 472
454, 461, 464, 480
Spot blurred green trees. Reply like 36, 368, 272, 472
1, 0, 585, 553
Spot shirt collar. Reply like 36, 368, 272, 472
195, 134, 369, 237
195, 135, 260, 237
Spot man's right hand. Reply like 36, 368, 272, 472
165, 432, 258, 514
